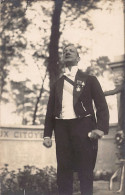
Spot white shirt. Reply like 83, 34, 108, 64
60, 66, 78, 119
64, 66, 78, 81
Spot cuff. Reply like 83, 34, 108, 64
44, 137, 51, 139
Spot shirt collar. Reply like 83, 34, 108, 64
64, 66, 78, 77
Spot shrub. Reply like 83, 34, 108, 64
0, 164, 58, 195
0, 164, 114, 195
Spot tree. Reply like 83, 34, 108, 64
86, 56, 110, 77
47, 0, 120, 89
0, 0, 51, 124
48, 0, 64, 90
0, 0, 29, 101
0, 0, 123, 125
32, 69, 47, 125
10, 80, 34, 124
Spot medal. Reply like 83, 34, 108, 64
76, 80, 85, 91
76, 86, 81, 91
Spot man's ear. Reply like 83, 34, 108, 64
77, 57, 80, 62
61, 55, 64, 63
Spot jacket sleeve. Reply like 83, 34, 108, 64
91, 76, 109, 135
43, 84, 55, 138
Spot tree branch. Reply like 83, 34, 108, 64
32, 69, 47, 125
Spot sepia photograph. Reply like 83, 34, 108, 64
0, 0, 125, 194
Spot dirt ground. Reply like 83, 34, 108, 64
73, 181, 125, 195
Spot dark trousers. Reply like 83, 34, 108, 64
54, 117, 98, 195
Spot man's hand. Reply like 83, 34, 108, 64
88, 129, 104, 140
43, 137, 52, 148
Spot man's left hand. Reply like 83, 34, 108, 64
88, 129, 104, 140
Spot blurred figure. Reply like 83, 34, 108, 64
104, 75, 124, 131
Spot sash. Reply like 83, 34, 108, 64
64, 76, 74, 86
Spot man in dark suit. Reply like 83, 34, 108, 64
43, 44, 109, 195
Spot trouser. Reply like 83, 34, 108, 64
54, 117, 98, 195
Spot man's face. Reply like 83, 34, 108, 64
63, 45, 79, 65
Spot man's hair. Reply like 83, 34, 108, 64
63, 44, 80, 57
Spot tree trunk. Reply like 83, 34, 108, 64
48, 0, 63, 90
32, 71, 47, 125
32, 0, 63, 124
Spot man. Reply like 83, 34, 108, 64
43, 44, 109, 195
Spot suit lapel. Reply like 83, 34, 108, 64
73, 70, 88, 105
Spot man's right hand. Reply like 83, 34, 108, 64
43, 137, 52, 148
88, 129, 104, 140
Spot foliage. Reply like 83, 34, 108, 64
0, 0, 122, 125
10, 80, 36, 124
93, 169, 113, 181
0, 0, 51, 124
86, 56, 111, 77
48, 0, 103, 88
0, 164, 58, 195
115, 131, 125, 159
10, 79, 48, 125
0, 164, 114, 195
0, 0, 29, 101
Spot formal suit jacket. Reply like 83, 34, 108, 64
44, 69, 109, 138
